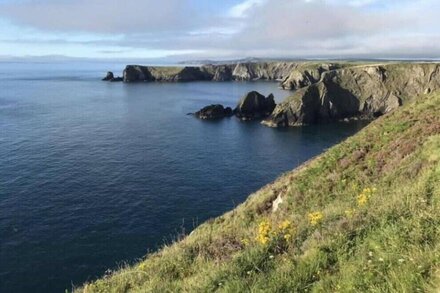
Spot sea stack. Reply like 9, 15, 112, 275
234, 91, 276, 120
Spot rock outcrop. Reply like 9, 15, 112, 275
263, 63, 440, 127
102, 71, 114, 81
279, 63, 337, 90
194, 104, 233, 119
234, 91, 276, 120
102, 71, 123, 82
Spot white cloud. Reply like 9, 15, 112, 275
228, 0, 266, 18
0, 0, 440, 59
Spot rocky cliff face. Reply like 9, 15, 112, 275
279, 63, 338, 90
263, 63, 440, 127
120, 62, 338, 83
123, 65, 213, 82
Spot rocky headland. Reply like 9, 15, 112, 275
104, 62, 341, 84
262, 63, 440, 127
105, 62, 440, 127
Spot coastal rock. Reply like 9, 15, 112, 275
123, 65, 214, 82
102, 71, 114, 81
195, 104, 233, 119
211, 65, 233, 81
110, 77, 123, 82
234, 91, 276, 120
103, 71, 124, 82
123, 65, 155, 82
119, 62, 338, 83
231, 62, 301, 81
280, 64, 337, 90
263, 63, 440, 127
170, 67, 212, 82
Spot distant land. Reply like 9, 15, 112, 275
103, 61, 440, 128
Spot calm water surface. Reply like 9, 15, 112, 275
0, 62, 367, 292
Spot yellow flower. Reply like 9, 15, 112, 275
256, 219, 271, 245
138, 262, 147, 270
308, 211, 324, 226
357, 187, 376, 206
278, 220, 291, 231
363, 187, 371, 193
357, 193, 368, 206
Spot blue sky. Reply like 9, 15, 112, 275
0, 0, 439, 60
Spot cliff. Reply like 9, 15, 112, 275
116, 62, 440, 128
77, 91, 440, 292
263, 63, 440, 127
121, 62, 343, 83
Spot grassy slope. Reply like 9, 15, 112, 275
79, 92, 440, 292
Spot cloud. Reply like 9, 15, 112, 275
228, 0, 265, 18
0, 0, 440, 59
0, 0, 203, 34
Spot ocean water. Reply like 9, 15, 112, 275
0, 62, 367, 292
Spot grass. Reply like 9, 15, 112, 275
77, 92, 440, 292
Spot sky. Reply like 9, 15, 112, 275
0, 0, 439, 61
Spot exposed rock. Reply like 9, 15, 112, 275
234, 91, 276, 120
172, 67, 212, 82
272, 193, 283, 213
194, 104, 233, 120
211, 65, 233, 81
120, 62, 339, 83
102, 71, 124, 82
102, 71, 114, 81
263, 63, 440, 127
280, 63, 338, 90
110, 77, 123, 82
123, 65, 155, 82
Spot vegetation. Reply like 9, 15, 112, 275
78, 92, 440, 292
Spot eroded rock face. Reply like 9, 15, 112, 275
280, 64, 337, 90
234, 91, 276, 120
120, 62, 337, 83
194, 104, 233, 119
263, 63, 440, 127
123, 65, 155, 82
211, 65, 233, 81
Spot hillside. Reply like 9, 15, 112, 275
78, 92, 440, 292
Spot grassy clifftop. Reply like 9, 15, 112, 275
79, 92, 440, 292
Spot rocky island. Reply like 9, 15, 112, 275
194, 91, 276, 121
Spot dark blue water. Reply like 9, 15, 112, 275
0, 62, 367, 293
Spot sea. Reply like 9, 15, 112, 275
0, 61, 367, 292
